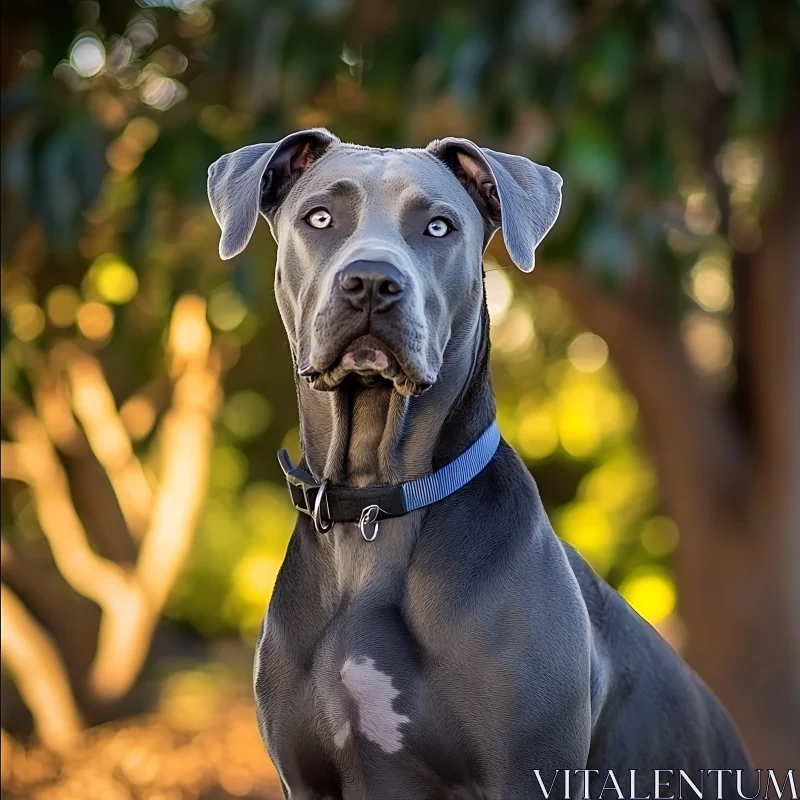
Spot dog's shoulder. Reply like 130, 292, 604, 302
560, 541, 753, 771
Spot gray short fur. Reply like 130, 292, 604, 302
208, 130, 754, 799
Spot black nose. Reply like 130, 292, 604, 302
335, 260, 406, 312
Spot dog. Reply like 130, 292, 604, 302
207, 130, 754, 799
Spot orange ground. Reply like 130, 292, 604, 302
1, 699, 283, 800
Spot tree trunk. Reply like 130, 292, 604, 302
537, 112, 800, 770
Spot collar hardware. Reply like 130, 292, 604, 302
277, 420, 501, 541
359, 505, 381, 542
277, 450, 328, 519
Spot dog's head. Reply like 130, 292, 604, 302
207, 129, 562, 396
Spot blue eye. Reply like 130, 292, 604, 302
306, 208, 332, 229
426, 218, 451, 237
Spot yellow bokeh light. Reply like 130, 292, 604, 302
208, 287, 248, 332
546, 368, 638, 459
228, 549, 283, 634
9, 303, 45, 342
125, 117, 160, 151
719, 138, 763, 190
685, 190, 720, 237
598, 388, 637, 436
690, 256, 732, 313
557, 501, 618, 576
517, 406, 559, 460
620, 566, 677, 625
581, 449, 655, 518
641, 516, 680, 556
76, 302, 114, 341
222, 391, 272, 440
242, 482, 296, 539
567, 332, 609, 373
233, 552, 281, 610
1, 275, 35, 311
493, 306, 534, 355
45, 285, 81, 327
106, 138, 142, 174
556, 395, 601, 458
681, 313, 732, 375
106, 118, 160, 174
88, 254, 139, 304
281, 426, 302, 463
484, 265, 513, 322
208, 445, 248, 491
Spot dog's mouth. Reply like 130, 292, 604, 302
302, 335, 432, 397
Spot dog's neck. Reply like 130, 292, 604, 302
294, 306, 495, 489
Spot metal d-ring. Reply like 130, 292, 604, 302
312, 479, 332, 534
359, 505, 380, 542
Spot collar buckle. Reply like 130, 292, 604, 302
359, 505, 380, 542
277, 449, 332, 533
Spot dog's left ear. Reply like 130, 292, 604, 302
426, 137, 562, 272
207, 128, 339, 260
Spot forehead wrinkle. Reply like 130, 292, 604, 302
297, 178, 365, 209
394, 188, 465, 228
394, 186, 429, 210
323, 177, 364, 197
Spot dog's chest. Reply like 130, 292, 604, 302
256, 579, 486, 797
299, 592, 421, 756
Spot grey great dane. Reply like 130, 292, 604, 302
207, 130, 753, 799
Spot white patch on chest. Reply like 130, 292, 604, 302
340, 656, 410, 753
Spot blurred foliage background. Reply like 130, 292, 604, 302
1, 0, 798, 797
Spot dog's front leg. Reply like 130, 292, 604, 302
490, 713, 592, 800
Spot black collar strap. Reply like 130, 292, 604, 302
277, 420, 501, 540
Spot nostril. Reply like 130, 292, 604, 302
337, 261, 405, 306
340, 274, 364, 294
380, 279, 404, 297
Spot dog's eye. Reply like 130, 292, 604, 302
306, 208, 332, 229
425, 218, 451, 238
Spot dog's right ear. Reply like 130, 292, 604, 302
207, 128, 339, 260
427, 137, 562, 273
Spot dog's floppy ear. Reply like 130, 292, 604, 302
207, 128, 339, 260
426, 137, 562, 272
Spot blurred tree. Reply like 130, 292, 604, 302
1, 0, 797, 770
1, 296, 221, 748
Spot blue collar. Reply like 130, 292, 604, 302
278, 420, 501, 541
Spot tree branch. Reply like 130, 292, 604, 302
1, 537, 99, 687
1, 392, 149, 703
24, 362, 139, 564
0, 583, 84, 751
2, 297, 221, 711
88, 296, 221, 700
55, 343, 153, 538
